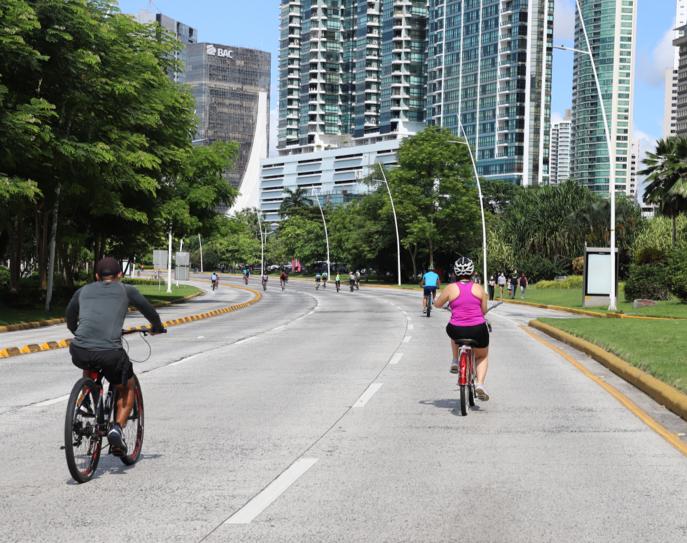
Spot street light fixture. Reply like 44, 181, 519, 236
374, 163, 402, 286
447, 120, 488, 287
311, 189, 331, 279
554, 0, 617, 310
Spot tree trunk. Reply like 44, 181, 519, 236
9, 213, 22, 292
45, 184, 62, 313
408, 245, 417, 280
428, 237, 434, 270
673, 215, 677, 248
38, 208, 49, 289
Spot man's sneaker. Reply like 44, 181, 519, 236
475, 384, 490, 401
107, 423, 127, 457
450, 360, 459, 374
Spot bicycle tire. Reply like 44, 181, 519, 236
65, 377, 102, 483
426, 296, 431, 318
468, 353, 476, 407
459, 384, 468, 416
118, 375, 144, 466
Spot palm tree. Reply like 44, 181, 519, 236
641, 137, 687, 246
278, 187, 313, 218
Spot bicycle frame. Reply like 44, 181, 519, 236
457, 346, 475, 387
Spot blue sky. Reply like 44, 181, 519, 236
117, 0, 675, 156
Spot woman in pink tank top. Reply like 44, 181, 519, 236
433, 257, 491, 401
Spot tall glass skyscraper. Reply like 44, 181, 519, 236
426, 0, 553, 186
278, 0, 428, 149
571, 0, 636, 196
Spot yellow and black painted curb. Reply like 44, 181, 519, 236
503, 298, 685, 321
529, 319, 687, 423
0, 289, 204, 334
0, 285, 261, 360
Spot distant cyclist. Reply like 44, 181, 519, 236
349, 271, 356, 291
66, 257, 166, 456
210, 271, 219, 291
421, 266, 440, 313
242, 266, 250, 285
433, 257, 490, 401
280, 269, 288, 291
335, 272, 341, 292
261, 272, 268, 291
322, 271, 328, 289
315, 271, 322, 290
355, 270, 361, 290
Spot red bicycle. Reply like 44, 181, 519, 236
454, 339, 477, 416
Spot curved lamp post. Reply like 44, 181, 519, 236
554, 0, 617, 310
448, 120, 488, 286
375, 164, 402, 286
255, 211, 266, 277
311, 189, 331, 278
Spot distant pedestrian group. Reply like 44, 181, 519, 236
495, 270, 528, 300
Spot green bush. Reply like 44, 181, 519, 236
624, 263, 671, 302
631, 215, 687, 264
535, 275, 583, 289
515, 255, 565, 282
667, 244, 687, 302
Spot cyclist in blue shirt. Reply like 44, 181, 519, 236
421, 267, 440, 312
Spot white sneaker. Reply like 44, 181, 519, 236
475, 384, 490, 401
450, 360, 459, 374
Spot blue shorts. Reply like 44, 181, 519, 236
423, 286, 437, 297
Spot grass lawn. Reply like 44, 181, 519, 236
539, 317, 687, 393
0, 283, 201, 327
521, 284, 687, 319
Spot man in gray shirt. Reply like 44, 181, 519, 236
66, 257, 165, 456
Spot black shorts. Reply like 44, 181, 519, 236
446, 322, 490, 348
423, 286, 437, 296
70, 344, 133, 385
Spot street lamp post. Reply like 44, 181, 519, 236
166, 228, 173, 294
555, 0, 617, 310
375, 164, 402, 286
311, 189, 331, 278
198, 233, 203, 274
256, 212, 265, 277
448, 121, 489, 286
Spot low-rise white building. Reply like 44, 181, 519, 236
259, 138, 403, 222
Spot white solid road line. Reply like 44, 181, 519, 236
353, 382, 383, 408
168, 353, 203, 367
390, 353, 404, 365
32, 394, 69, 408
225, 458, 319, 525
403, 336, 412, 344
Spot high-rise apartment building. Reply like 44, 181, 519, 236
629, 141, 638, 197
426, 0, 554, 186
571, 0, 637, 196
550, 114, 572, 184
277, 0, 553, 187
674, 23, 687, 135
184, 43, 271, 210
278, 0, 427, 150
664, 0, 687, 138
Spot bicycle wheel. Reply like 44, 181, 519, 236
426, 296, 431, 318
64, 377, 102, 483
468, 353, 476, 407
459, 385, 468, 416
118, 375, 144, 466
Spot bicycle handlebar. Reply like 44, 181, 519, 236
122, 327, 167, 336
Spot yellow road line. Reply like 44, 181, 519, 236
522, 326, 687, 457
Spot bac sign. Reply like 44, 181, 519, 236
206, 44, 234, 58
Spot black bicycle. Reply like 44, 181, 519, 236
64, 328, 155, 483
424, 290, 435, 318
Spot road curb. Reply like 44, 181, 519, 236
503, 298, 684, 321
0, 285, 261, 360
0, 289, 204, 334
529, 319, 687, 422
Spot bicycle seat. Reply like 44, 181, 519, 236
454, 338, 477, 347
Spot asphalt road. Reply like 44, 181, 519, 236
0, 278, 685, 542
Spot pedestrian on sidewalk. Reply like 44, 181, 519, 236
519, 272, 528, 299
488, 274, 496, 301
497, 272, 506, 299
509, 271, 518, 299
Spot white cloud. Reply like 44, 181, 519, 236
638, 26, 675, 87
551, 111, 564, 125
553, 0, 575, 44
269, 108, 278, 157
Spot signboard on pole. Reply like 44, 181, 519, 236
583, 247, 617, 307
175, 251, 190, 281
153, 250, 168, 271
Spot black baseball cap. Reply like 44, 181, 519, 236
96, 257, 122, 277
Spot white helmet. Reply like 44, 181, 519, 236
453, 257, 474, 276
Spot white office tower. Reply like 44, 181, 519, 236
629, 141, 639, 197
571, 0, 637, 196
664, 0, 687, 138
550, 112, 572, 185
